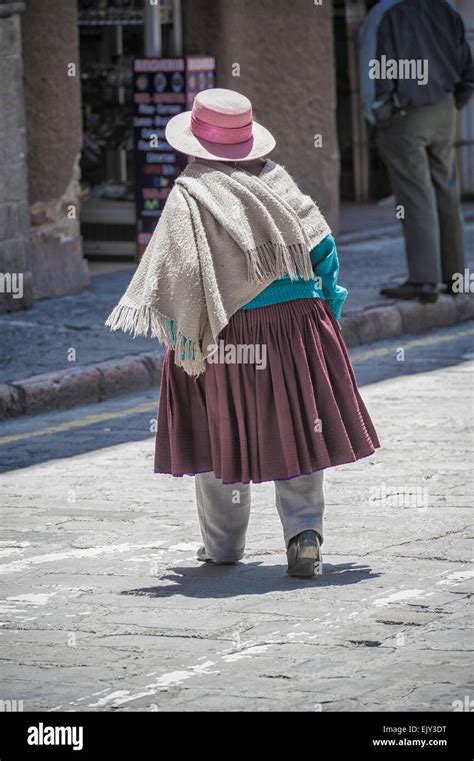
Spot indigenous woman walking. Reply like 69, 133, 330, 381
106, 88, 380, 578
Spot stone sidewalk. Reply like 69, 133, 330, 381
0, 326, 472, 711
1, 219, 473, 420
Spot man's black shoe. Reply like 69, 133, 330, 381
443, 281, 461, 297
380, 280, 438, 303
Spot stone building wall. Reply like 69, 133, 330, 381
21, 0, 89, 301
0, 0, 33, 313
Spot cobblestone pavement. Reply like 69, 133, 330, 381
0, 324, 473, 712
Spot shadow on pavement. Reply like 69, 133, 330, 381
121, 561, 381, 598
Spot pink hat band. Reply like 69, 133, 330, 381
190, 113, 253, 145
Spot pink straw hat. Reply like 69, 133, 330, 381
165, 88, 276, 162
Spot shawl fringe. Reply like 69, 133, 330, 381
245, 240, 314, 283
104, 302, 206, 377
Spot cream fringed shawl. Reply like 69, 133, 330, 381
105, 158, 331, 376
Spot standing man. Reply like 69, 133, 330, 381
359, 0, 474, 303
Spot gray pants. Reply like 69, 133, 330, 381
195, 470, 325, 563
376, 93, 465, 285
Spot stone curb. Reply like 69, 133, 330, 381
340, 293, 474, 349
0, 293, 473, 421
0, 351, 165, 421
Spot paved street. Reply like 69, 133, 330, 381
0, 323, 473, 712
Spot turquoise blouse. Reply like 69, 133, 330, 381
168, 233, 348, 349
239, 234, 347, 319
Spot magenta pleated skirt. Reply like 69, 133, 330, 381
154, 298, 380, 484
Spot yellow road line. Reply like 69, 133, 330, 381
1, 325, 473, 446
0, 400, 157, 446
351, 326, 474, 362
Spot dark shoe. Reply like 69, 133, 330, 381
286, 530, 323, 578
380, 280, 438, 303
443, 280, 460, 297
196, 545, 238, 565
